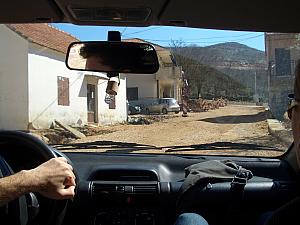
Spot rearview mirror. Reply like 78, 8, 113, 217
66, 41, 159, 74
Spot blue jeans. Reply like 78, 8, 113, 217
174, 213, 209, 225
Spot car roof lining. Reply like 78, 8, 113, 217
0, 0, 300, 32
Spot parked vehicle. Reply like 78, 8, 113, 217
141, 98, 180, 114
127, 102, 141, 115
160, 98, 180, 114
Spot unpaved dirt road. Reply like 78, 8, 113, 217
55, 104, 291, 157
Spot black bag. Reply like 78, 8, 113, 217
176, 159, 253, 213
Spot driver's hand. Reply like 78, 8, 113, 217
27, 157, 76, 200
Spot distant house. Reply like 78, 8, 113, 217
265, 33, 300, 119
0, 24, 127, 130
124, 38, 183, 102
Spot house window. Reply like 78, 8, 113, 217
57, 76, 70, 106
109, 95, 116, 109
127, 87, 138, 100
275, 48, 292, 76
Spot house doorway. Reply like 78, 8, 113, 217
163, 86, 172, 98
87, 84, 97, 123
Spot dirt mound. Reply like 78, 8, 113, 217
30, 129, 73, 144
77, 126, 115, 136
30, 125, 116, 145
128, 114, 178, 125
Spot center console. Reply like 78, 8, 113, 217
84, 169, 170, 225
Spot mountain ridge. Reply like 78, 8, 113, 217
171, 42, 268, 100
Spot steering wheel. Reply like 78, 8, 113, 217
0, 130, 73, 225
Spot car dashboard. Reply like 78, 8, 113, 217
0, 133, 299, 225
62, 152, 300, 225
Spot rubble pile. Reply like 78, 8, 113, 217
187, 97, 228, 112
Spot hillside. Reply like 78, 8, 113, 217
172, 42, 266, 68
173, 54, 251, 100
171, 42, 268, 101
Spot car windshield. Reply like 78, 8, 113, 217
0, 24, 296, 157
168, 99, 177, 105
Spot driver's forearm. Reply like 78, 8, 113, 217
0, 170, 33, 207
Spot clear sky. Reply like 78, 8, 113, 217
53, 23, 265, 51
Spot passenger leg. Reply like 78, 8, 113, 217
174, 213, 209, 225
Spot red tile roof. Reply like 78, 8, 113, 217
6, 23, 79, 54
123, 38, 175, 65
122, 38, 166, 51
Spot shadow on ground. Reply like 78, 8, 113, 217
199, 111, 267, 124
234, 134, 292, 151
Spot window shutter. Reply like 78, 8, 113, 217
57, 76, 70, 106
109, 95, 116, 109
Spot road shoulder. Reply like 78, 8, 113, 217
267, 119, 293, 147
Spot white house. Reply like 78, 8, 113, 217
0, 23, 127, 130
124, 38, 183, 103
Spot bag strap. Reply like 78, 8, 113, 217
225, 168, 252, 224
230, 168, 250, 198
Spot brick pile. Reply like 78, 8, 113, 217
187, 97, 228, 112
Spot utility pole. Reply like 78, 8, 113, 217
253, 70, 258, 103
254, 70, 257, 97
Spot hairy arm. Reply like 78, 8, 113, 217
0, 170, 33, 206
0, 157, 76, 207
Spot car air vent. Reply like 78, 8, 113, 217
90, 170, 158, 181
92, 183, 117, 195
133, 184, 158, 194
91, 182, 159, 197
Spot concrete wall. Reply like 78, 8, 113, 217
126, 66, 182, 101
28, 44, 127, 128
126, 74, 157, 99
0, 25, 29, 130
269, 77, 294, 119
28, 43, 88, 129
156, 66, 182, 80
265, 33, 299, 64
0, 27, 127, 130
265, 33, 300, 120
156, 66, 182, 101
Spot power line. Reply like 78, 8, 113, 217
122, 27, 161, 36
121, 27, 128, 35
124, 32, 257, 41
231, 34, 264, 42
179, 32, 258, 40
122, 30, 299, 48
171, 34, 300, 43
173, 62, 267, 65
143, 34, 264, 44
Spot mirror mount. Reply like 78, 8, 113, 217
107, 31, 121, 79
107, 31, 121, 41
106, 31, 120, 95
